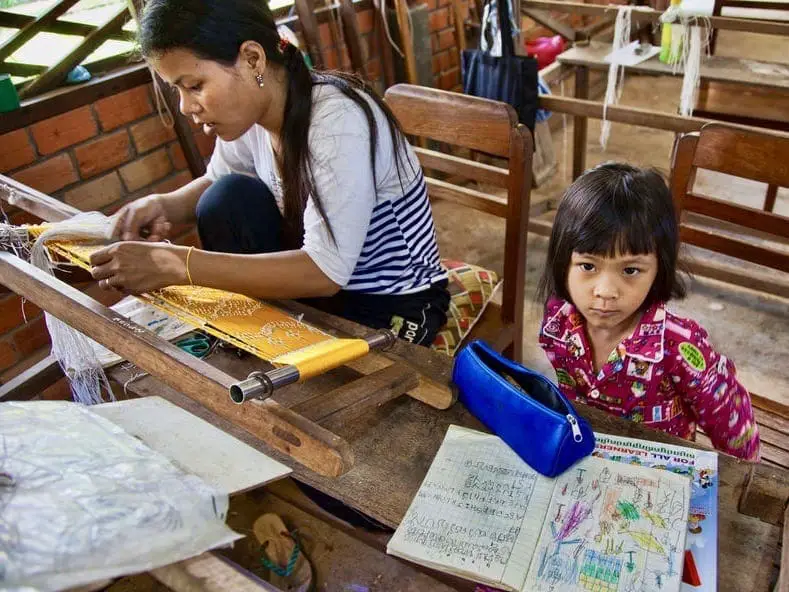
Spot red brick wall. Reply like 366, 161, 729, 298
0, 84, 208, 396
317, 9, 384, 85
429, 0, 468, 91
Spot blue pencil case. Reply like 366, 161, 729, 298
452, 340, 595, 477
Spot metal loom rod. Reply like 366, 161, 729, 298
230, 329, 397, 404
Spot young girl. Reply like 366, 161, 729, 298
89, 0, 449, 347
538, 163, 760, 460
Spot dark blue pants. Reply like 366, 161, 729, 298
197, 174, 449, 346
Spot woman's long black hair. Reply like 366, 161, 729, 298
138, 0, 411, 246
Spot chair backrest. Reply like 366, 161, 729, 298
385, 84, 534, 357
670, 123, 789, 274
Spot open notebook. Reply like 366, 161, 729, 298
387, 425, 691, 592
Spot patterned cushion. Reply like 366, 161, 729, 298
432, 259, 501, 357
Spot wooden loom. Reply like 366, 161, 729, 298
0, 174, 456, 478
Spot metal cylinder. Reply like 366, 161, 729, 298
228, 329, 396, 403
230, 366, 300, 404
366, 329, 396, 351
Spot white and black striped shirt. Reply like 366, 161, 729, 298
206, 84, 446, 295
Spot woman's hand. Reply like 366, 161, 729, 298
111, 195, 172, 241
90, 242, 188, 294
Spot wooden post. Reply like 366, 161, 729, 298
572, 65, 589, 179
394, 0, 418, 84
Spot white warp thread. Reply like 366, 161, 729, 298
679, 25, 703, 116
0, 211, 117, 404
30, 212, 116, 405
600, 6, 633, 149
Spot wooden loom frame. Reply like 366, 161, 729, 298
0, 174, 457, 478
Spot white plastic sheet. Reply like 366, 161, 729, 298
0, 401, 241, 591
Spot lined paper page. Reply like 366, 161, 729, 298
522, 456, 691, 592
387, 425, 555, 590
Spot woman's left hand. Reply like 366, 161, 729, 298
89, 242, 188, 294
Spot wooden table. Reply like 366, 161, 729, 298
557, 40, 789, 178
111, 304, 789, 592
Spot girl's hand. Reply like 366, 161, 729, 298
89, 242, 188, 294
111, 195, 172, 241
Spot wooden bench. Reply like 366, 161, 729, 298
671, 122, 789, 469
384, 84, 534, 361
695, 81, 789, 133
557, 40, 789, 178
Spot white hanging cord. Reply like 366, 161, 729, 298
679, 25, 703, 116
378, 0, 406, 59
127, 0, 175, 128
600, 5, 633, 149
658, 4, 713, 117
150, 70, 176, 129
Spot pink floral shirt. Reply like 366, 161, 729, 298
539, 296, 760, 461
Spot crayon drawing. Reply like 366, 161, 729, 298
524, 457, 690, 592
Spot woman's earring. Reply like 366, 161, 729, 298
255, 73, 265, 88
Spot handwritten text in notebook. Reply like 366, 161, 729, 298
387, 425, 691, 592
388, 425, 555, 589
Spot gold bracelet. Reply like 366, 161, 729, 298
185, 246, 195, 286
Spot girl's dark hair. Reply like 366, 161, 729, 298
138, 0, 410, 246
537, 162, 686, 308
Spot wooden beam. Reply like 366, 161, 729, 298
572, 66, 589, 179
738, 463, 789, 525
722, 0, 789, 9
0, 253, 353, 477
0, 63, 150, 135
19, 5, 131, 99
0, 0, 81, 62
394, 0, 419, 84
578, 16, 615, 39
522, 8, 578, 40
539, 94, 789, 138
0, 174, 80, 221
522, 0, 789, 36
451, 0, 467, 55
294, 0, 326, 69
684, 192, 789, 238
414, 146, 509, 186
339, 0, 367, 74
425, 177, 508, 217
0, 354, 63, 402
0, 62, 46, 77
0, 11, 135, 42
372, 0, 396, 87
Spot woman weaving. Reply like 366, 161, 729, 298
89, 0, 450, 347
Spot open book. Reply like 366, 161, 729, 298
387, 425, 691, 592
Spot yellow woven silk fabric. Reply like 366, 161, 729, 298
26, 227, 370, 378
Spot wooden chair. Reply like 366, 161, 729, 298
670, 122, 789, 468
670, 123, 789, 273
385, 84, 534, 362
